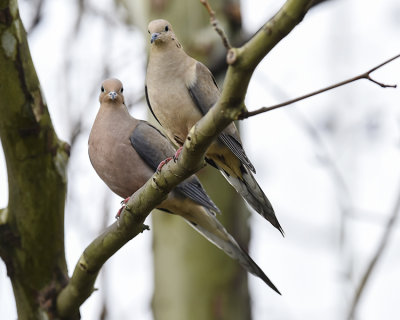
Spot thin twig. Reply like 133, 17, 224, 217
239, 53, 400, 119
347, 183, 400, 320
200, 0, 232, 50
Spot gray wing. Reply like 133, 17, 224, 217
187, 62, 255, 173
130, 121, 219, 213
176, 178, 220, 214
130, 121, 174, 170
218, 133, 255, 173
187, 62, 220, 115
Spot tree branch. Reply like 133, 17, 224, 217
240, 53, 400, 119
0, 1, 70, 318
56, 0, 314, 317
200, 0, 232, 50
347, 184, 400, 320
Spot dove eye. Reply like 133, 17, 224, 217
101, 86, 105, 93
165, 25, 169, 32
148, 30, 150, 34
120, 87, 124, 93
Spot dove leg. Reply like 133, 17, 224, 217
116, 197, 130, 218
173, 146, 183, 161
157, 157, 173, 172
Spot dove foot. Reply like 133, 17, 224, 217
116, 197, 130, 218
173, 146, 183, 162
157, 157, 173, 172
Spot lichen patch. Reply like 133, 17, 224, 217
1, 30, 17, 59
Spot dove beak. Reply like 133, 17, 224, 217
151, 33, 160, 44
109, 92, 117, 100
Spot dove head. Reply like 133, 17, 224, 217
148, 19, 181, 48
99, 78, 124, 105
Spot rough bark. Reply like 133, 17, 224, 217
0, 0, 70, 319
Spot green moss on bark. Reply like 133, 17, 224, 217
0, 1, 69, 318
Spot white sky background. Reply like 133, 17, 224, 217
1, 0, 400, 319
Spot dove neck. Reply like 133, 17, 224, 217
149, 44, 190, 74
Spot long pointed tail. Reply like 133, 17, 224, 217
183, 206, 281, 294
218, 165, 284, 236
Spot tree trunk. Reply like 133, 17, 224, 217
122, 0, 252, 319
0, 1, 70, 318
152, 167, 251, 320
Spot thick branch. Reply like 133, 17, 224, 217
347, 185, 400, 320
56, 0, 314, 317
240, 53, 400, 119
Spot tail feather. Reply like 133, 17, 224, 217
183, 207, 281, 294
219, 166, 284, 236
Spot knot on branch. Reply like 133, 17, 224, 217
152, 175, 164, 191
227, 49, 237, 65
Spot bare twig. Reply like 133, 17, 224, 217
239, 53, 400, 119
200, 0, 232, 50
26, 0, 45, 34
347, 183, 400, 320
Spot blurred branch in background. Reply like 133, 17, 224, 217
25, 0, 45, 34
255, 70, 355, 299
347, 184, 400, 320
255, 72, 352, 215
200, 0, 232, 50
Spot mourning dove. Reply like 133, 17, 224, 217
88, 78, 280, 294
146, 19, 283, 235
